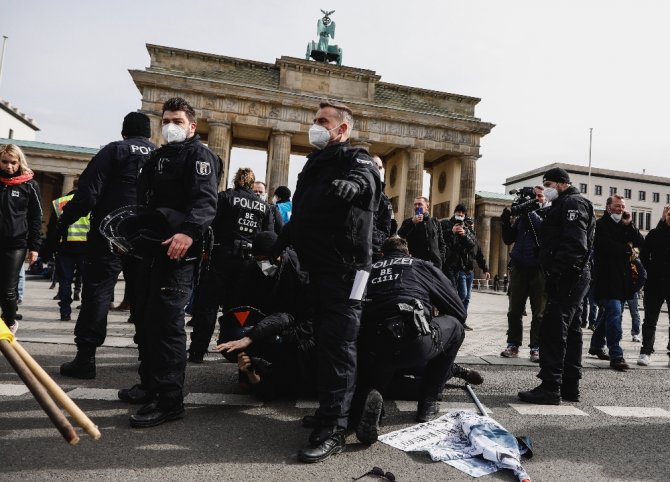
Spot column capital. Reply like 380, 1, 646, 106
407, 147, 426, 154
207, 119, 232, 128
270, 129, 295, 137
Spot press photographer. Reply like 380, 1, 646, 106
499, 186, 546, 362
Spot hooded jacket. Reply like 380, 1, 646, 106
0, 173, 42, 251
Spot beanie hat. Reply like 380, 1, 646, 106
543, 167, 571, 184
251, 231, 278, 257
454, 203, 467, 214
122, 112, 151, 138
274, 186, 291, 202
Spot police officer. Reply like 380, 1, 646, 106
354, 236, 472, 444
519, 167, 595, 405
120, 97, 219, 428
274, 100, 381, 463
187, 168, 271, 362
371, 155, 393, 261
59, 112, 155, 378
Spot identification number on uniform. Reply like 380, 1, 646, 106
370, 268, 400, 285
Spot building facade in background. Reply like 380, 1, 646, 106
0, 99, 39, 141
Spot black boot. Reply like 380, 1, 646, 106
416, 397, 440, 423
356, 389, 384, 445
518, 382, 560, 405
298, 427, 345, 463
60, 347, 96, 379
560, 379, 580, 402
451, 363, 484, 385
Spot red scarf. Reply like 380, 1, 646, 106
0, 169, 34, 186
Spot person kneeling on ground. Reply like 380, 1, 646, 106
353, 236, 483, 445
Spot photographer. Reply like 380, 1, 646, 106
397, 196, 445, 269
500, 186, 546, 362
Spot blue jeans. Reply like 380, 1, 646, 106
589, 299, 624, 360
457, 271, 474, 312
627, 292, 641, 336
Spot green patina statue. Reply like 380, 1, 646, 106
306, 9, 343, 66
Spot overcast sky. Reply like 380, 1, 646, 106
2, 0, 669, 194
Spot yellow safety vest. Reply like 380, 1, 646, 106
52, 194, 90, 242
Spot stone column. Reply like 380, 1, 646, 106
459, 156, 478, 216
404, 148, 425, 220
266, 130, 292, 196
478, 215, 492, 276
61, 174, 76, 195
207, 120, 233, 191
141, 111, 163, 148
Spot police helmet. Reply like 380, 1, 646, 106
217, 306, 266, 362
99, 205, 177, 258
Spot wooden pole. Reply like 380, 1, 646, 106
13, 341, 101, 440
0, 339, 79, 445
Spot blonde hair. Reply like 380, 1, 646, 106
0, 144, 30, 174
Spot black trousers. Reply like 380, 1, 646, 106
189, 254, 253, 355
132, 254, 195, 407
358, 315, 465, 401
538, 270, 590, 388
0, 248, 26, 326
311, 272, 362, 429
56, 251, 86, 318
74, 233, 124, 348
640, 285, 670, 356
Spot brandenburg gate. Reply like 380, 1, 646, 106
130, 44, 494, 220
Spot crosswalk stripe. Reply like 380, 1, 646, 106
0, 384, 30, 396
137, 444, 190, 451
509, 403, 588, 416
0, 408, 129, 419
594, 406, 670, 418
0, 426, 115, 440
67, 388, 119, 401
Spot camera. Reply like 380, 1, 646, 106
509, 187, 540, 216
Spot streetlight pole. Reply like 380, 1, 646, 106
587, 127, 593, 199
0, 36, 8, 93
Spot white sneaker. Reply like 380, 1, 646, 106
632, 335, 641, 342
637, 354, 651, 366
8, 321, 18, 335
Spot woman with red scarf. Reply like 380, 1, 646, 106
0, 144, 42, 334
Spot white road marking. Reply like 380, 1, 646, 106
509, 403, 588, 416
137, 444, 190, 451
594, 406, 670, 418
67, 388, 120, 401
0, 384, 30, 396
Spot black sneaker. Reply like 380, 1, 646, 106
356, 389, 383, 445
14, 313, 23, 321
588, 348, 610, 360
518, 385, 560, 405
610, 358, 629, 371
60, 314, 71, 322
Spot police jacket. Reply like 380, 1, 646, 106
214, 186, 271, 249
279, 141, 381, 273
441, 217, 487, 275
364, 250, 466, 324
502, 211, 542, 268
640, 221, 670, 290
59, 137, 155, 233
372, 191, 393, 257
0, 175, 42, 251
137, 135, 219, 242
398, 214, 445, 269
538, 186, 595, 277
593, 213, 644, 300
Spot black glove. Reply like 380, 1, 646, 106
501, 208, 512, 224
56, 219, 69, 242
329, 179, 360, 202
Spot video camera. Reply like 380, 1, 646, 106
509, 187, 540, 216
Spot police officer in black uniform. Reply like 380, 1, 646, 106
519, 167, 595, 405
119, 97, 219, 428
59, 112, 155, 379
274, 100, 381, 463
354, 236, 470, 444
187, 168, 271, 362
371, 155, 393, 261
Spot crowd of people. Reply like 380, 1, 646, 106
1, 97, 669, 463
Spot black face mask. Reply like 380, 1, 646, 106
0, 169, 19, 178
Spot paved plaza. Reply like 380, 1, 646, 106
2, 275, 670, 481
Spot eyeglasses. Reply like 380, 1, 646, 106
352, 466, 396, 481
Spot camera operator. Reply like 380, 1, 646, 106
397, 196, 445, 269
499, 186, 547, 362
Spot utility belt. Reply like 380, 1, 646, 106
380, 299, 432, 342
214, 239, 253, 260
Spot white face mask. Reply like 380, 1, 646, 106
454, 215, 465, 222
257, 260, 278, 277
543, 187, 559, 202
308, 124, 341, 150
610, 212, 623, 223
257, 192, 268, 202
162, 123, 188, 144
